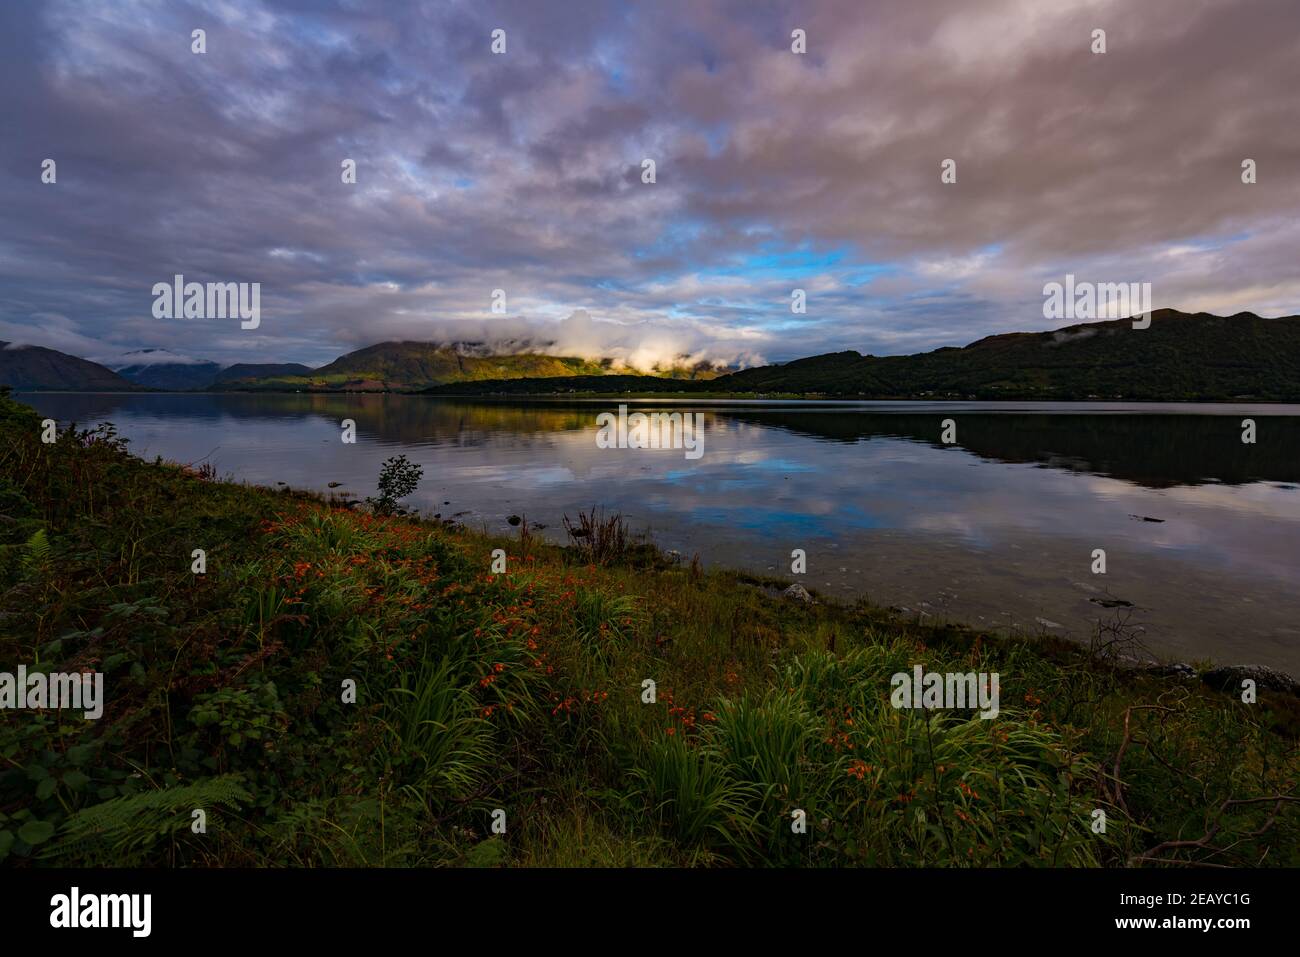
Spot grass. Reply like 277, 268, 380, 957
0, 388, 1297, 867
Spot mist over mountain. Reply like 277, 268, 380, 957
113, 350, 224, 391
0, 345, 319, 393
106, 351, 317, 391
317, 310, 764, 376
0, 336, 723, 394
6, 310, 1298, 400
425, 310, 1300, 402
215, 341, 728, 392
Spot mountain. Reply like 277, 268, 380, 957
0, 343, 135, 391
114, 350, 224, 390
4, 345, 314, 392
217, 342, 620, 391
426, 311, 1300, 401
212, 363, 314, 386
12, 309, 1299, 398
705, 310, 1300, 400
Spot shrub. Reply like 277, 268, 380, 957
367, 454, 423, 516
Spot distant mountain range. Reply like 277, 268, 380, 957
105, 350, 316, 390
426, 310, 1300, 402
0, 340, 726, 393
211, 342, 726, 391
112, 351, 225, 390
217, 342, 596, 392
2, 310, 1298, 400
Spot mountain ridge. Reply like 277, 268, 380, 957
0, 342, 136, 391
212, 341, 727, 391
4, 310, 1298, 399
425, 310, 1300, 401
114, 350, 225, 390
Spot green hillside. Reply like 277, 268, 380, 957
217, 342, 616, 392
212, 362, 314, 385
424, 373, 700, 396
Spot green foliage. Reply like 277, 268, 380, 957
218, 343, 616, 392
189, 682, 290, 752
20, 528, 51, 574
632, 733, 757, 857
571, 588, 640, 668
0, 388, 1294, 869
379, 651, 493, 802
708, 691, 822, 860
366, 454, 423, 516
40, 777, 252, 866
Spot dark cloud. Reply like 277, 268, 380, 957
1, 0, 1297, 370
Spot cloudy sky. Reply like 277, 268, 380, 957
2, 0, 1298, 370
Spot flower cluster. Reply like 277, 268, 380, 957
846, 759, 875, 780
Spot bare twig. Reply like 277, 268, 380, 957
1128, 796, 1300, 867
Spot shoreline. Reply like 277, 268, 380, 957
20, 389, 1300, 673
3, 389, 1298, 868
14, 387, 1300, 406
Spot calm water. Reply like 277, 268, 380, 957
24, 393, 1300, 674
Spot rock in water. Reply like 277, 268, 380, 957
784, 583, 813, 603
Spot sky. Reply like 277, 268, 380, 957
2, 0, 1298, 371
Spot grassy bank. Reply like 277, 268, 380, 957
0, 391, 1296, 867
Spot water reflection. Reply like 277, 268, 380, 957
30, 394, 1300, 488
22, 393, 1300, 672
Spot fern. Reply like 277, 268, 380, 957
41, 776, 252, 866
20, 528, 51, 572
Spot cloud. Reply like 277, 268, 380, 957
321, 308, 768, 372
105, 348, 215, 368
1, 0, 1297, 367
0, 313, 110, 356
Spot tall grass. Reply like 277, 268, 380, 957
1, 389, 1296, 868
562, 508, 630, 565
380, 652, 494, 803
